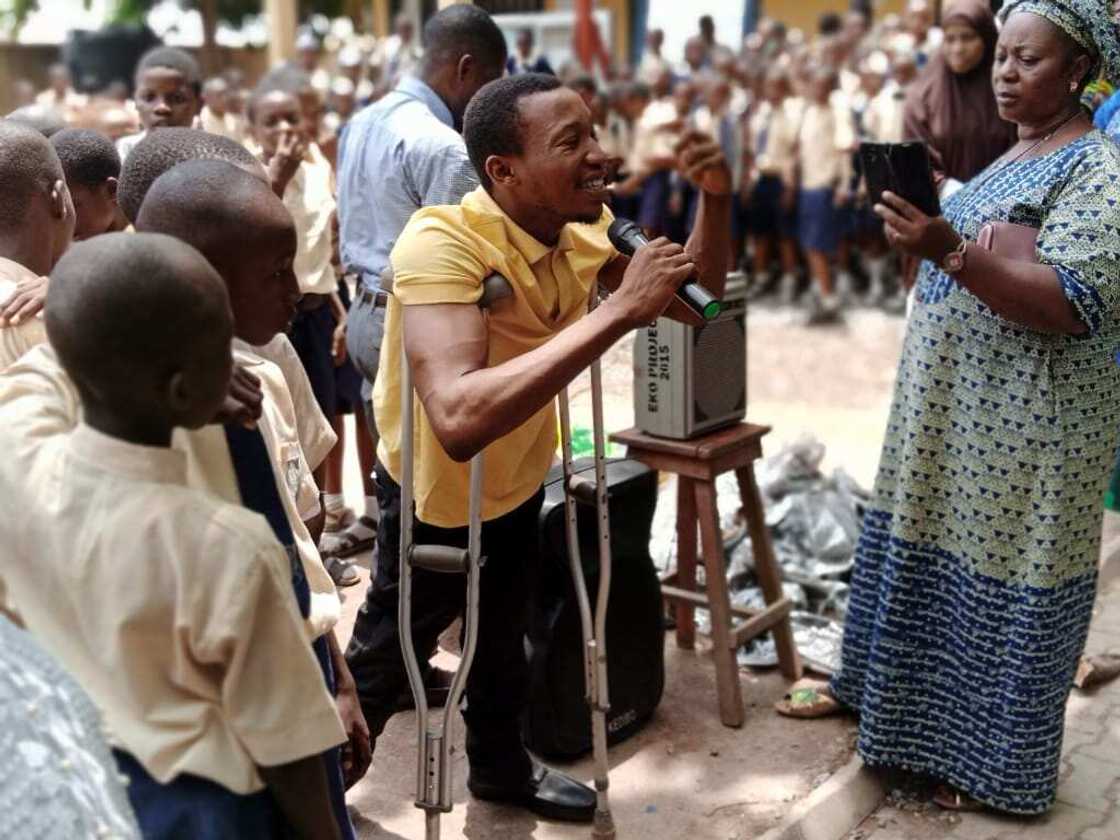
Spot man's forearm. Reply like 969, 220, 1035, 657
685, 191, 731, 298
413, 300, 633, 462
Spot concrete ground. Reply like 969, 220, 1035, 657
334, 303, 907, 838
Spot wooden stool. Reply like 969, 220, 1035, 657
610, 423, 803, 727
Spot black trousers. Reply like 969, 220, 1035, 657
344, 465, 543, 783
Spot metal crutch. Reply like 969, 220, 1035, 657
557, 278, 617, 840
392, 269, 512, 840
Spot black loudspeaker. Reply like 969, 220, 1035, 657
522, 457, 664, 759
63, 25, 161, 94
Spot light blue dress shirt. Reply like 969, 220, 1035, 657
338, 75, 480, 291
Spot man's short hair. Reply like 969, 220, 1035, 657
421, 4, 507, 74
135, 46, 202, 96
463, 73, 562, 191
568, 74, 597, 95
0, 120, 64, 232
51, 129, 121, 187
116, 127, 261, 223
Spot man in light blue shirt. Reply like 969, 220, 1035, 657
338, 5, 505, 427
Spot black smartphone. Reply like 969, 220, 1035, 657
859, 141, 941, 218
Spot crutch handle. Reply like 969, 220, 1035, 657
567, 474, 599, 506
409, 545, 471, 574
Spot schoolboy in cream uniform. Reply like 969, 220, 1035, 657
0, 160, 368, 838
0, 122, 73, 369
0, 232, 345, 839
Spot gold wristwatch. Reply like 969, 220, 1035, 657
941, 238, 968, 275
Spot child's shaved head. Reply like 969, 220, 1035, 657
0, 120, 74, 272
46, 232, 233, 433
136, 159, 300, 346
51, 129, 121, 186
0, 120, 65, 232
51, 128, 123, 241
116, 127, 264, 223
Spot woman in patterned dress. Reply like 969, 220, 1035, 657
826, 0, 1120, 815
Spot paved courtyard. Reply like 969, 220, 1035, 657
336, 303, 908, 839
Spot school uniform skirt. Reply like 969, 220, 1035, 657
747, 174, 797, 239
798, 187, 841, 254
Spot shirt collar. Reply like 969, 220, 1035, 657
463, 187, 577, 265
396, 75, 455, 130
0, 256, 41, 287
68, 423, 188, 486
233, 338, 267, 367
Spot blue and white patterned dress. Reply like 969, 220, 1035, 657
832, 130, 1120, 814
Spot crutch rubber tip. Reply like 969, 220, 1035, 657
591, 812, 616, 839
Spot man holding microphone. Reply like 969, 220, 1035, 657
344, 73, 731, 822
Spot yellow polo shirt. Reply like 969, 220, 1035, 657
374, 186, 618, 528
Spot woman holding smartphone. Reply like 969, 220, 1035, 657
791, 0, 1120, 818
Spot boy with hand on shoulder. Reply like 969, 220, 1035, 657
116, 47, 202, 163
0, 232, 346, 840
0, 121, 74, 368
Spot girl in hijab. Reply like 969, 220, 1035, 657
903, 0, 1018, 196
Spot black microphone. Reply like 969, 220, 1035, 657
607, 218, 723, 321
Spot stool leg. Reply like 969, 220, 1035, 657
674, 476, 698, 650
736, 466, 804, 682
694, 480, 745, 728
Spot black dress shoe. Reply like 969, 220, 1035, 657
468, 760, 595, 823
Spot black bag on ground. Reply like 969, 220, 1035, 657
522, 457, 665, 759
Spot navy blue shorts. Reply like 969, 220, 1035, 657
288, 302, 337, 419
798, 187, 841, 255
747, 174, 798, 239
114, 750, 287, 840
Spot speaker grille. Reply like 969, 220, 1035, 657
692, 314, 746, 422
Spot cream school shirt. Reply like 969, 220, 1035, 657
0, 258, 48, 371
0, 339, 341, 640
0, 422, 345, 795
267, 144, 338, 297
748, 101, 799, 184
797, 97, 855, 191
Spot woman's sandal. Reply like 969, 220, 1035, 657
323, 505, 357, 534
321, 515, 378, 559
774, 678, 842, 719
932, 785, 985, 812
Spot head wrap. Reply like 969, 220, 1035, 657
999, 0, 1120, 85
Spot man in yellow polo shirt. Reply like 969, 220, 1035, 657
344, 73, 732, 822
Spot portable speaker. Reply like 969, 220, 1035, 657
633, 272, 747, 439
522, 457, 664, 758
